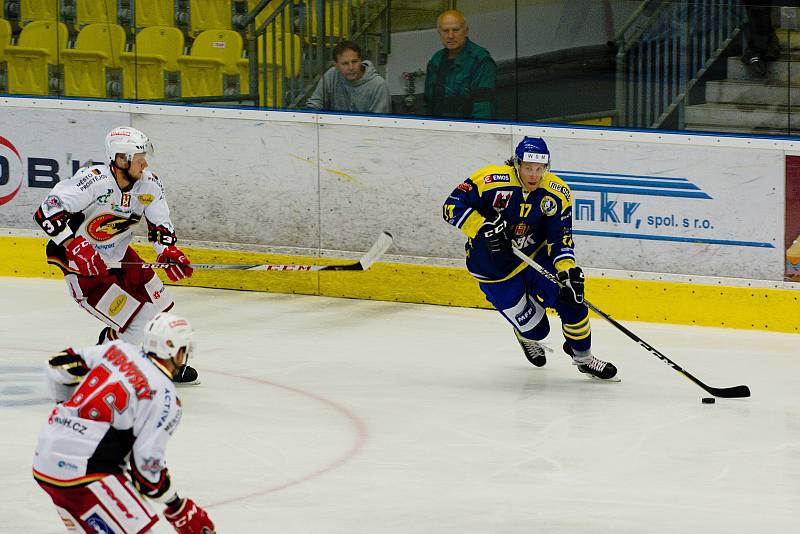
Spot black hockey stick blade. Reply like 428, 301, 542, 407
318, 231, 393, 271
510, 246, 751, 399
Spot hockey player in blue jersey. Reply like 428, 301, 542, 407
442, 136, 618, 380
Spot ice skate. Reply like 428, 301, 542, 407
515, 330, 550, 367
173, 364, 201, 386
96, 326, 119, 345
563, 343, 619, 381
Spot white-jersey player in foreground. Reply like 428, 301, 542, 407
33, 126, 198, 384
33, 313, 215, 534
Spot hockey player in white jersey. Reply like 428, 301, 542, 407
33, 126, 199, 384
33, 312, 216, 534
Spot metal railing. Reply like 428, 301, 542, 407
242, 0, 390, 109
616, 0, 746, 129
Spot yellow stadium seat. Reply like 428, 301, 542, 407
120, 25, 184, 99
62, 23, 126, 97
76, 0, 118, 27
178, 29, 242, 97
237, 31, 300, 107
6, 20, 68, 95
135, 0, 174, 28
0, 18, 11, 63
189, 0, 231, 34
20, 0, 59, 24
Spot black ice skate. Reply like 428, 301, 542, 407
563, 343, 619, 381
173, 364, 201, 386
515, 330, 549, 367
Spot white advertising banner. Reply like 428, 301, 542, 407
0, 100, 789, 280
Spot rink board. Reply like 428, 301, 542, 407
0, 98, 798, 332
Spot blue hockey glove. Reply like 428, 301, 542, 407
557, 267, 585, 305
480, 214, 511, 254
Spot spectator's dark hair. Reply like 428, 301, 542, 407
333, 40, 362, 62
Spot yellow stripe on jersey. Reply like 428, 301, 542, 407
33, 469, 106, 488
542, 172, 573, 209
460, 211, 486, 239
562, 316, 591, 340
472, 241, 548, 283
469, 164, 521, 195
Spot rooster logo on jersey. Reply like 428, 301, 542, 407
86, 213, 142, 241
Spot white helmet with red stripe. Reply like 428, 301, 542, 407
143, 312, 194, 363
105, 126, 153, 165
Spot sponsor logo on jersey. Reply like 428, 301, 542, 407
96, 189, 113, 204
512, 222, 528, 237
492, 191, 512, 210
91, 168, 102, 175
108, 295, 127, 317
484, 173, 511, 184
45, 195, 61, 207
78, 174, 104, 191
51, 414, 88, 435
57, 459, 79, 470
457, 182, 472, 193
163, 409, 182, 435
540, 196, 557, 217
548, 181, 570, 201
121, 193, 131, 208
86, 213, 141, 241
157, 390, 172, 428
138, 194, 155, 205
85, 513, 115, 533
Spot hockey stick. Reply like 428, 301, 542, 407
108, 232, 394, 272
511, 246, 751, 398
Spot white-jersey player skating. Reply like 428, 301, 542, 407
33, 312, 215, 534
33, 126, 199, 384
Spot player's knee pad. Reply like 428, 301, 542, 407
500, 293, 548, 337
67, 276, 144, 333
82, 475, 157, 533
143, 272, 173, 312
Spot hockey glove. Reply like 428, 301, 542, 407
164, 498, 215, 534
65, 236, 107, 277
557, 267, 585, 305
157, 246, 194, 282
480, 214, 511, 254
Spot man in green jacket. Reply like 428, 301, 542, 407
425, 10, 497, 120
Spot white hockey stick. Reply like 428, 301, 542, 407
108, 232, 394, 272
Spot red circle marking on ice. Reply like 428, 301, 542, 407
201, 369, 368, 508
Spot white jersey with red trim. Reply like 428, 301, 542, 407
37, 164, 175, 263
33, 341, 181, 501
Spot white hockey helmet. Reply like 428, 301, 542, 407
104, 126, 153, 165
143, 312, 195, 363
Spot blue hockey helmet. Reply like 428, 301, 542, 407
514, 137, 550, 167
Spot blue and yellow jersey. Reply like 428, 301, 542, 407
442, 163, 576, 282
